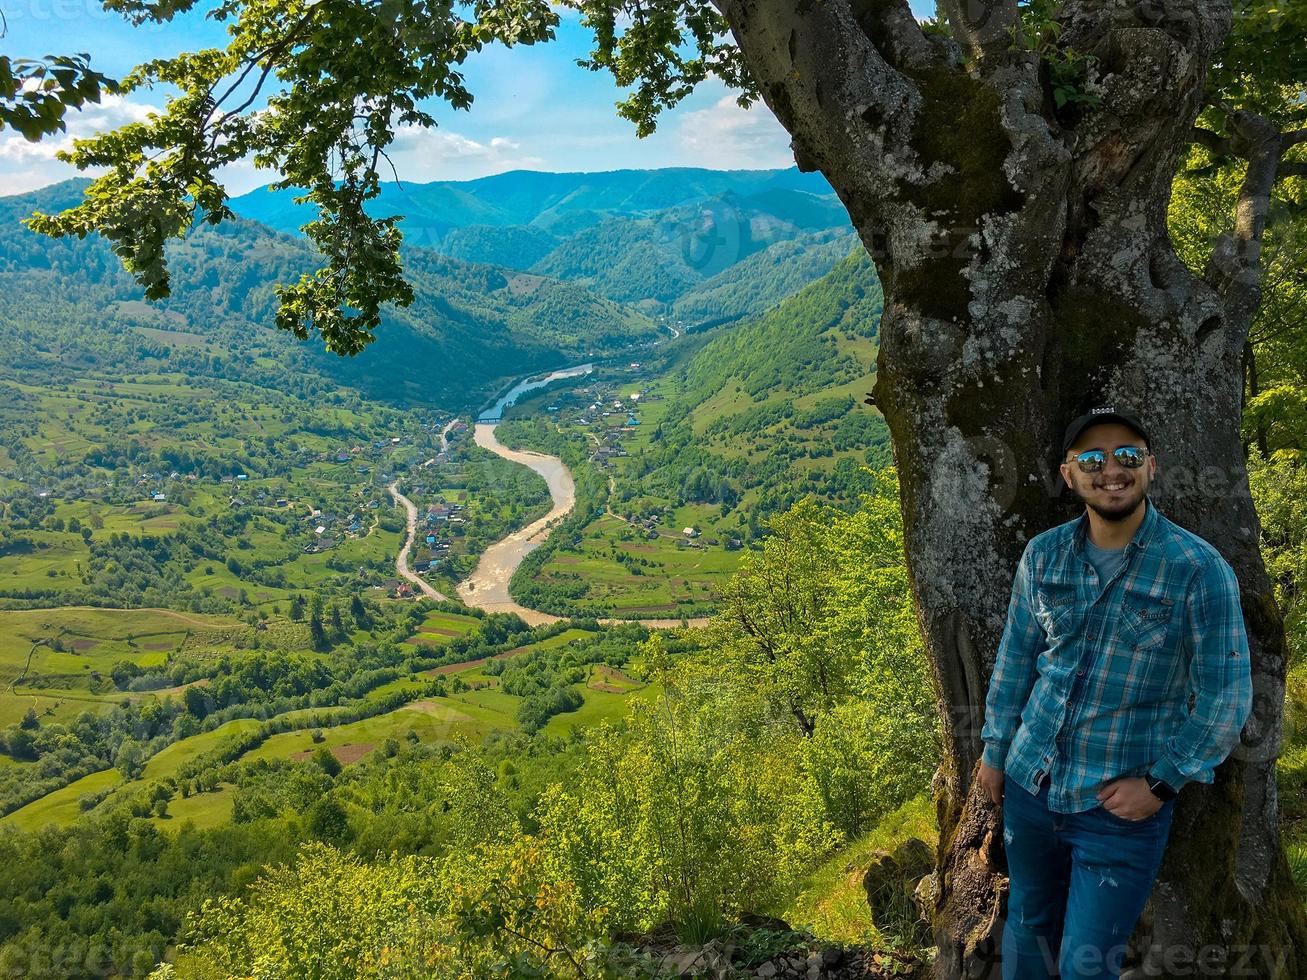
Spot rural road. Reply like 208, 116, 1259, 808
389, 482, 450, 602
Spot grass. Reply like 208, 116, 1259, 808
0, 530, 88, 593
141, 719, 265, 780
533, 513, 736, 615
784, 792, 938, 947
240, 698, 507, 764
2, 769, 123, 832
153, 784, 236, 832
0, 607, 247, 709
1279, 660, 1307, 904
419, 611, 483, 634
405, 609, 483, 648
542, 678, 659, 735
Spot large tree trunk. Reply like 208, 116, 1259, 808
716, 0, 1307, 975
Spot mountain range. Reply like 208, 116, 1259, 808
0, 168, 857, 410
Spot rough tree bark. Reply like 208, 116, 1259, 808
713, 0, 1307, 976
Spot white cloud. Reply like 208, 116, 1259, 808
0, 94, 158, 192
0, 91, 551, 196
382, 126, 547, 182
674, 95, 794, 170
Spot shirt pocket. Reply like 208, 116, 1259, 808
1119, 587, 1181, 700
1035, 585, 1080, 644
1122, 586, 1176, 652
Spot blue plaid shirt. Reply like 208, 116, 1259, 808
980, 495, 1253, 813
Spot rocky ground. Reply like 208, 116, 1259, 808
617, 914, 927, 979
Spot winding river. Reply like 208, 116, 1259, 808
395, 369, 709, 629
455, 423, 577, 625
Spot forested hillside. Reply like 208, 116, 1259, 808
670, 229, 862, 330
1, 182, 656, 410
496, 246, 889, 618
229, 166, 839, 243
227, 168, 853, 318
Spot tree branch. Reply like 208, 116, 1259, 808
1202, 107, 1295, 336
1191, 126, 1232, 157
936, 0, 1019, 64
848, 0, 944, 72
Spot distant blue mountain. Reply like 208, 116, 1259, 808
229, 167, 840, 245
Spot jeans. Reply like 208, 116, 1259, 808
1001, 771, 1176, 979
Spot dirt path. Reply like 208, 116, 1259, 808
389, 482, 450, 602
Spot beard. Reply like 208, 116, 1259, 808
1071, 475, 1147, 522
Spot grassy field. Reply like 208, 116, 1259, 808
1, 769, 123, 832
404, 610, 483, 651
0, 607, 249, 726
784, 791, 937, 946
543, 675, 660, 735
532, 512, 737, 615
151, 783, 236, 832
240, 698, 509, 766
141, 719, 265, 780
0, 530, 89, 593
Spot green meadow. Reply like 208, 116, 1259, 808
2, 769, 123, 833
0, 607, 250, 725
536, 512, 736, 615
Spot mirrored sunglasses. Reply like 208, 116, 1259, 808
1069, 446, 1150, 473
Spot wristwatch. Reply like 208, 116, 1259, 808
1145, 773, 1178, 802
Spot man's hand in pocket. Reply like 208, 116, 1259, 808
979, 760, 1004, 805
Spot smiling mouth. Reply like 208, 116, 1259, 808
1097, 479, 1132, 492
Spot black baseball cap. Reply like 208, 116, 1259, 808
1061, 406, 1151, 458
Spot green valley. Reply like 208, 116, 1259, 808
0, 167, 952, 977
0, 142, 1302, 980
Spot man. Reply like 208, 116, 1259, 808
977, 406, 1254, 980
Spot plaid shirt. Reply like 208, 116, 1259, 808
980, 495, 1253, 813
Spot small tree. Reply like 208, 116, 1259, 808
312, 745, 341, 778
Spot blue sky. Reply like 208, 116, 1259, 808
1, 0, 937, 193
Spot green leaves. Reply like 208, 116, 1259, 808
24, 0, 561, 358
563, 0, 759, 138
1208, 0, 1307, 126
0, 54, 114, 142
1007, 0, 1101, 117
